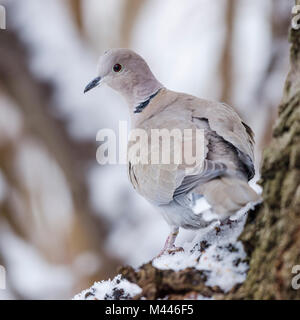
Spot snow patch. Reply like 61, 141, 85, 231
153, 214, 249, 293
74, 275, 142, 300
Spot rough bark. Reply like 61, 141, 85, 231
231, 2, 300, 299
117, 2, 300, 300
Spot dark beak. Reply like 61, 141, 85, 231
84, 77, 101, 93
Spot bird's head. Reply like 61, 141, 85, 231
84, 48, 163, 107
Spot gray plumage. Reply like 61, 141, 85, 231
84, 48, 261, 254
127, 91, 259, 223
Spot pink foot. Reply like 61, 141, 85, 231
155, 227, 182, 258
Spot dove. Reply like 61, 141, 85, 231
84, 48, 261, 256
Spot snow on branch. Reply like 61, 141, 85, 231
74, 211, 252, 300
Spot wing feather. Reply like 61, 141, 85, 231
127, 91, 256, 205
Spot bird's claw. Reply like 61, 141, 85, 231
167, 246, 184, 255
156, 246, 184, 258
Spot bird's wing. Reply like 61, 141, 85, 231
128, 106, 200, 205
189, 98, 255, 180
128, 100, 228, 205
128, 91, 255, 205
173, 160, 227, 198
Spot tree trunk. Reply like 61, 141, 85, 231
229, 0, 300, 300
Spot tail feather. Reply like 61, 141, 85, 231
162, 176, 261, 230
195, 176, 261, 218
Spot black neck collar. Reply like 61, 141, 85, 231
134, 88, 162, 114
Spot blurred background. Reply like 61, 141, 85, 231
0, 0, 293, 299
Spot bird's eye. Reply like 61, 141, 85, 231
113, 63, 122, 72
